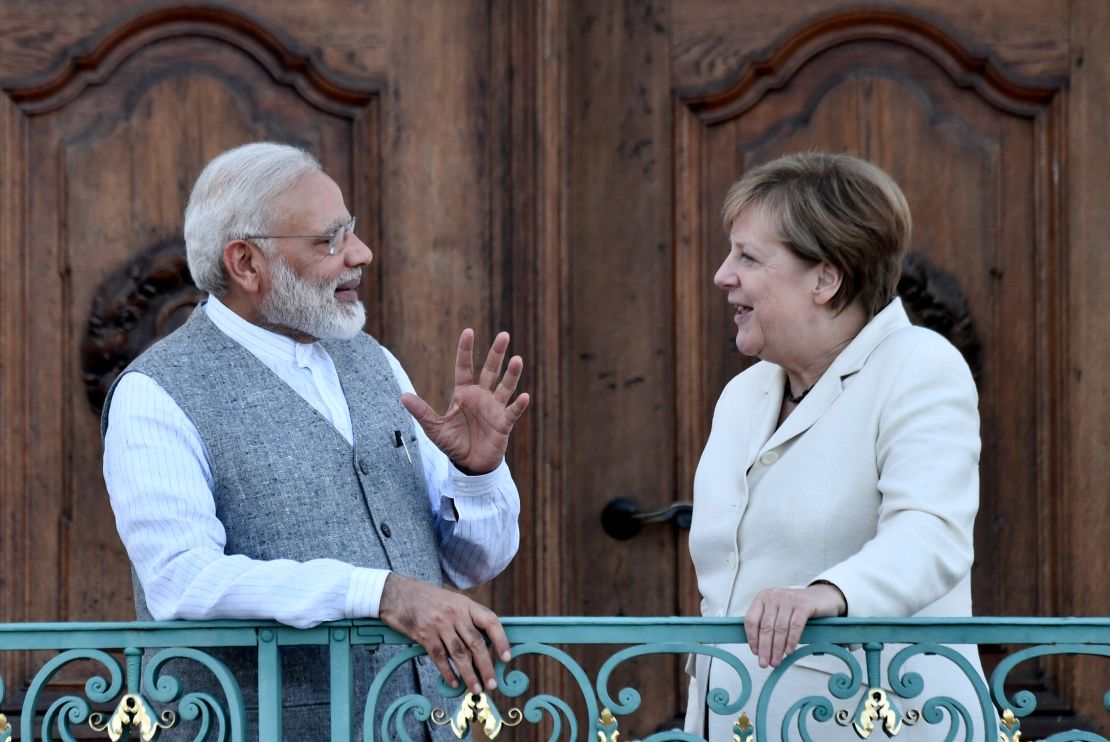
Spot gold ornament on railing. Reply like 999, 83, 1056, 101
597, 707, 620, 742
88, 693, 174, 741
836, 688, 901, 738
0, 712, 11, 740
732, 711, 754, 742
998, 709, 1022, 742
431, 692, 522, 739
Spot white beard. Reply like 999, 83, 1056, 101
259, 257, 366, 340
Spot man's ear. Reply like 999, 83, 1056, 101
223, 240, 265, 295
813, 261, 843, 306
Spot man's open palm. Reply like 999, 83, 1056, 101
401, 329, 529, 474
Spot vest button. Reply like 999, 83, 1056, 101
381, 523, 392, 538
359, 459, 370, 475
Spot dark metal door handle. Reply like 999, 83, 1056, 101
600, 498, 693, 540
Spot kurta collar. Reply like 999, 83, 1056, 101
204, 294, 322, 367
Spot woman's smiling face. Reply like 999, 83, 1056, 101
714, 206, 822, 364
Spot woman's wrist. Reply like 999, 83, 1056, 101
807, 579, 848, 617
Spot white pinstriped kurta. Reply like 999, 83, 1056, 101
103, 296, 520, 628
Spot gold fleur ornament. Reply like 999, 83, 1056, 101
88, 693, 175, 741
431, 692, 522, 739
998, 709, 1022, 742
846, 688, 901, 739
733, 711, 754, 742
597, 707, 620, 742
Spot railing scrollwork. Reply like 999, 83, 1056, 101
0, 618, 1106, 740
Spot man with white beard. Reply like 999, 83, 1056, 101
101, 142, 529, 740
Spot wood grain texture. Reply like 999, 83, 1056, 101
0, 0, 1106, 732
377, 1, 496, 407
675, 8, 1067, 623
671, 0, 1070, 91
1, 4, 381, 630
0, 89, 31, 696
1064, 0, 1110, 730
565, 0, 680, 733
0, 0, 387, 83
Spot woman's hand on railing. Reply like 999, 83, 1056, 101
744, 583, 848, 669
378, 573, 512, 695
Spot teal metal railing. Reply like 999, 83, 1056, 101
0, 617, 1107, 740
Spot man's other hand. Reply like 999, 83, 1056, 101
378, 573, 511, 693
400, 329, 529, 475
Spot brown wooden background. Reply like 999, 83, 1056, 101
1, 0, 1107, 737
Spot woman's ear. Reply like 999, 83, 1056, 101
813, 261, 843, 306
223, 240, 265, 295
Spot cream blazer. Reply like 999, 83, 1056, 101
684, 298, 989, 740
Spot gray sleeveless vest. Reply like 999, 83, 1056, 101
101, 306, 450, 740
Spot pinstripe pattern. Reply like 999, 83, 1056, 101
103, 296, 519, 627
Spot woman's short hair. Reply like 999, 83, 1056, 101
184, 142, 321, 296
721, 152, 911, 317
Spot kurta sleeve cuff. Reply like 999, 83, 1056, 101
345, 567, 390, 618
448, 458, 510, 495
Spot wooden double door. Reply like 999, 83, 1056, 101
2, 0, 1108, 735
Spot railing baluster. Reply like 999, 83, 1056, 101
257, 628, 282, 741
330, 626, 353, 742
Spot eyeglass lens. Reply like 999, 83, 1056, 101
329, 217, 356, 255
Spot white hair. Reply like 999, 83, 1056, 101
183, 142, 321, 295
259, 258, 365, 340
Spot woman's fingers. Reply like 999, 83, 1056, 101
745, 588, 820, 668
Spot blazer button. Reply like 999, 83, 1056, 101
381, 523, 392, 538
359, 459, 371, 475
759, 451, 779, 465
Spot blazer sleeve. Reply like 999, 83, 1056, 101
813, 334, 981, 616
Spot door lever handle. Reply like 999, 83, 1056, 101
600, 497, 693, 540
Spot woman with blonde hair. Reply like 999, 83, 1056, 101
685, 152, 992, 740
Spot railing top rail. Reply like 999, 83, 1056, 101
1, 616, 1109, 649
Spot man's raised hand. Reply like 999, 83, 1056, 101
401, 329, 529, 474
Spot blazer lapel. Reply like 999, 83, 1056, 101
757, 298, 913, 455
759, 368, 843, 455
747, 366, 785, 468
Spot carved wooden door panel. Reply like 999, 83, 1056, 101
559, 0, 1097, 736
672, 7, 1067, 623
1, 0, 1108, 738
0, 2, 385, 719
0, 2, 533, 731
659, 0, 1102, 733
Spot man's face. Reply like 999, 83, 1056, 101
256, 171, 373, 341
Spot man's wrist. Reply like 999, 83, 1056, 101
347, 567, 390, 618
449, 458, 505, 480
452, 462, 494, 476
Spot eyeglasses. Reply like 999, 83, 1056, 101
242, 216, 356, 256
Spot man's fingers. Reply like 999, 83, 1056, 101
458, 625, 498, 691
479, 332, 510, 391
505, 393, 530, 425
424, 640, 461, 689
446, 633, 484, 694
472, 606, 512, 663
493, 355, 524, 405
454, 329, 476, 387
400, 392, 440, 427
379, 577, 512, 694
